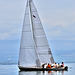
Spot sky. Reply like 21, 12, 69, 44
0, 0, 75, 64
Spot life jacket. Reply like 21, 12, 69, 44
46, 64, 51, 68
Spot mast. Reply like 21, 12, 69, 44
28, 0, 41, 67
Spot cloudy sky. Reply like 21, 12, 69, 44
0, 0, 75, 63
0, 0, 75, 40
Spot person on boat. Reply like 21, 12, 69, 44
42, 63, 47, 68
61, 62, 64, 67
57, 63, 60, 68
53, 63, 57, 68
46, 63, 51, 68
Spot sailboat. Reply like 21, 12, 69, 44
18, 0, 68, 71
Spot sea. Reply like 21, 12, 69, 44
0, 63, 75, 75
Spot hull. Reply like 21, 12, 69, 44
19, 66, 68, 71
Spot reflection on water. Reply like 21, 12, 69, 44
19, 71, 40, 75
19, 71, 64, 75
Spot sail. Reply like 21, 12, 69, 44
19, 1, 37, 67
19, 0, 54, 68
29, 0, 54, 64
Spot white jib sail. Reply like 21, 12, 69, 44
19, 1, 37, 67
29, 0, 54, 64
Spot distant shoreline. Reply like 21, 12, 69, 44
0, 62, 75, 65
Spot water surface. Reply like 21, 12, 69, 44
0, 63, 74, 75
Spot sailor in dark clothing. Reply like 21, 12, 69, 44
42, 63, 47, 68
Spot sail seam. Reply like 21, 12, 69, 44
38, 53, 49, 55
35, 36, 46, 37
36, 45, 49, 47
22, 30, 31, 32
24, 24, 30, 26
20, 48, 34, 49
32, 23, 41, 24
31, 10, 37, 12
33, 28, 43, 30
25, 13, 29, 15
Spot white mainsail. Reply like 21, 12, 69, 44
19, 0, 54, 67
29, 0, 54, 64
